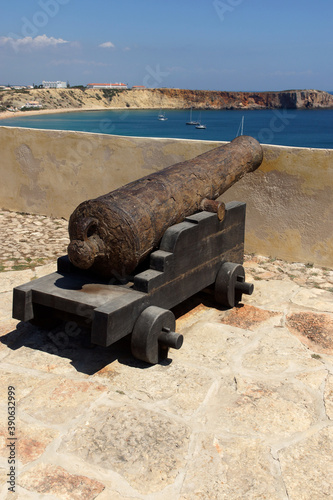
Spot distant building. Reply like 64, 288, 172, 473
132, 85, 146, 89
42, 81, 67, 89
22, 101, 42, 109
86, 83, 128, 89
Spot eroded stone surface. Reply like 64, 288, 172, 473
291, 287, 333, 313
0, 292, 19, 324
19, 378, 107, 425
0, 269, 35, 293
0, 210, 333, 499
59, 404, 190, 494
180, 434, 285, 500
172, 319, 253, 370
94, 362, 214, 417
0, 409, 58, 465
286, 311, 333, 354
242, 279, 300, 311
0, 368, 42, 402
2, 344, 83, 375
279, 427, 333, 499
18, 464, 105, 500
202, 376, 319, 439
16, 426, 58, 465
241, 328, 322, 375
219, 304, 280, 330
296, 370, 328, 391
0, 467, 8, 487
244, 255, 333, 292
94, 491, 142, 500
0, 211, 68, 273
324, 373, 333, 420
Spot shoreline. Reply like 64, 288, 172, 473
3, 102, 333, 123
2, 104, 333, 122
0, 106, 117, 121
0, 89, 332, 122
0, 106, 186, 121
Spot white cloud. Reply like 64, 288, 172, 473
0, 34, 68, 51
98, 41, 115, 49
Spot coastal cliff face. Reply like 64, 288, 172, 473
111, 88, 333, 110
1, 87, 332, 113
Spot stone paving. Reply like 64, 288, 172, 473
0, 210, 332, 499
0, 210, 68, 272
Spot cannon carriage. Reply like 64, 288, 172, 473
12, 135, 263, 364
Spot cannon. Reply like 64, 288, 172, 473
12, 136, 263, 365
68, 135, 263, 277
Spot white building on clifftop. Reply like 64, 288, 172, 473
86, 83, 127, 89
42, 81, 67, 89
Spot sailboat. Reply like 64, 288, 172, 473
195, 112, 206, 129
158, 110, 168, 121
236, 115, 244, 136
186, 107, 200, 125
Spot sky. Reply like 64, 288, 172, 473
0, 0, 332, 91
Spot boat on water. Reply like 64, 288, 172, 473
158, 110, 168, 121
186, 108, 200, 125
195, 113, 206, 129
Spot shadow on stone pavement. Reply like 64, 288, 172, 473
0, 321, 151, 375
1, 289, 224, 375
0, 319, 182, 375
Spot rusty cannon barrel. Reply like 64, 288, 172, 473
68, 135, 263, 278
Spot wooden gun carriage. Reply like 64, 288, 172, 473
12, 136, 263, 364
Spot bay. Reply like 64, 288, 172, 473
1, 108, 333, 149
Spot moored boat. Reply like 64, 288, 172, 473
186, 107, 200, 125
158, 110, 168, 121
195, 112, 206, 129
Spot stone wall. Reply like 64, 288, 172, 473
1, 126, 332, 268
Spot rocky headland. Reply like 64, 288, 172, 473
111, 88, 333, 110
0, 88, 332, 118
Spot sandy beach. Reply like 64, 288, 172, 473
1, 88, 332, 122
0, 106, 115, 121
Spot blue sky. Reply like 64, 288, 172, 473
1, 0, 332, 91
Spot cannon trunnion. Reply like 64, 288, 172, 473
13, 202, 253, 364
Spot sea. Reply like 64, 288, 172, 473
1, 108, 333, 149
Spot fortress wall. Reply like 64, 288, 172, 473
1, 126, 332, 268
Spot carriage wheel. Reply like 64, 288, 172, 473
131, 306, 183, 364
215, 262, 254, 308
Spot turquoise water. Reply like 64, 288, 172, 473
1, 108, 333, 148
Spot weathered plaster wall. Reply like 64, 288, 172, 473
1, 126, 332, 268
0, 126, 218, 218
221, 146, 333, 268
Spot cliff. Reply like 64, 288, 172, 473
110, 88, 333, 110
1, 88, 333, 114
